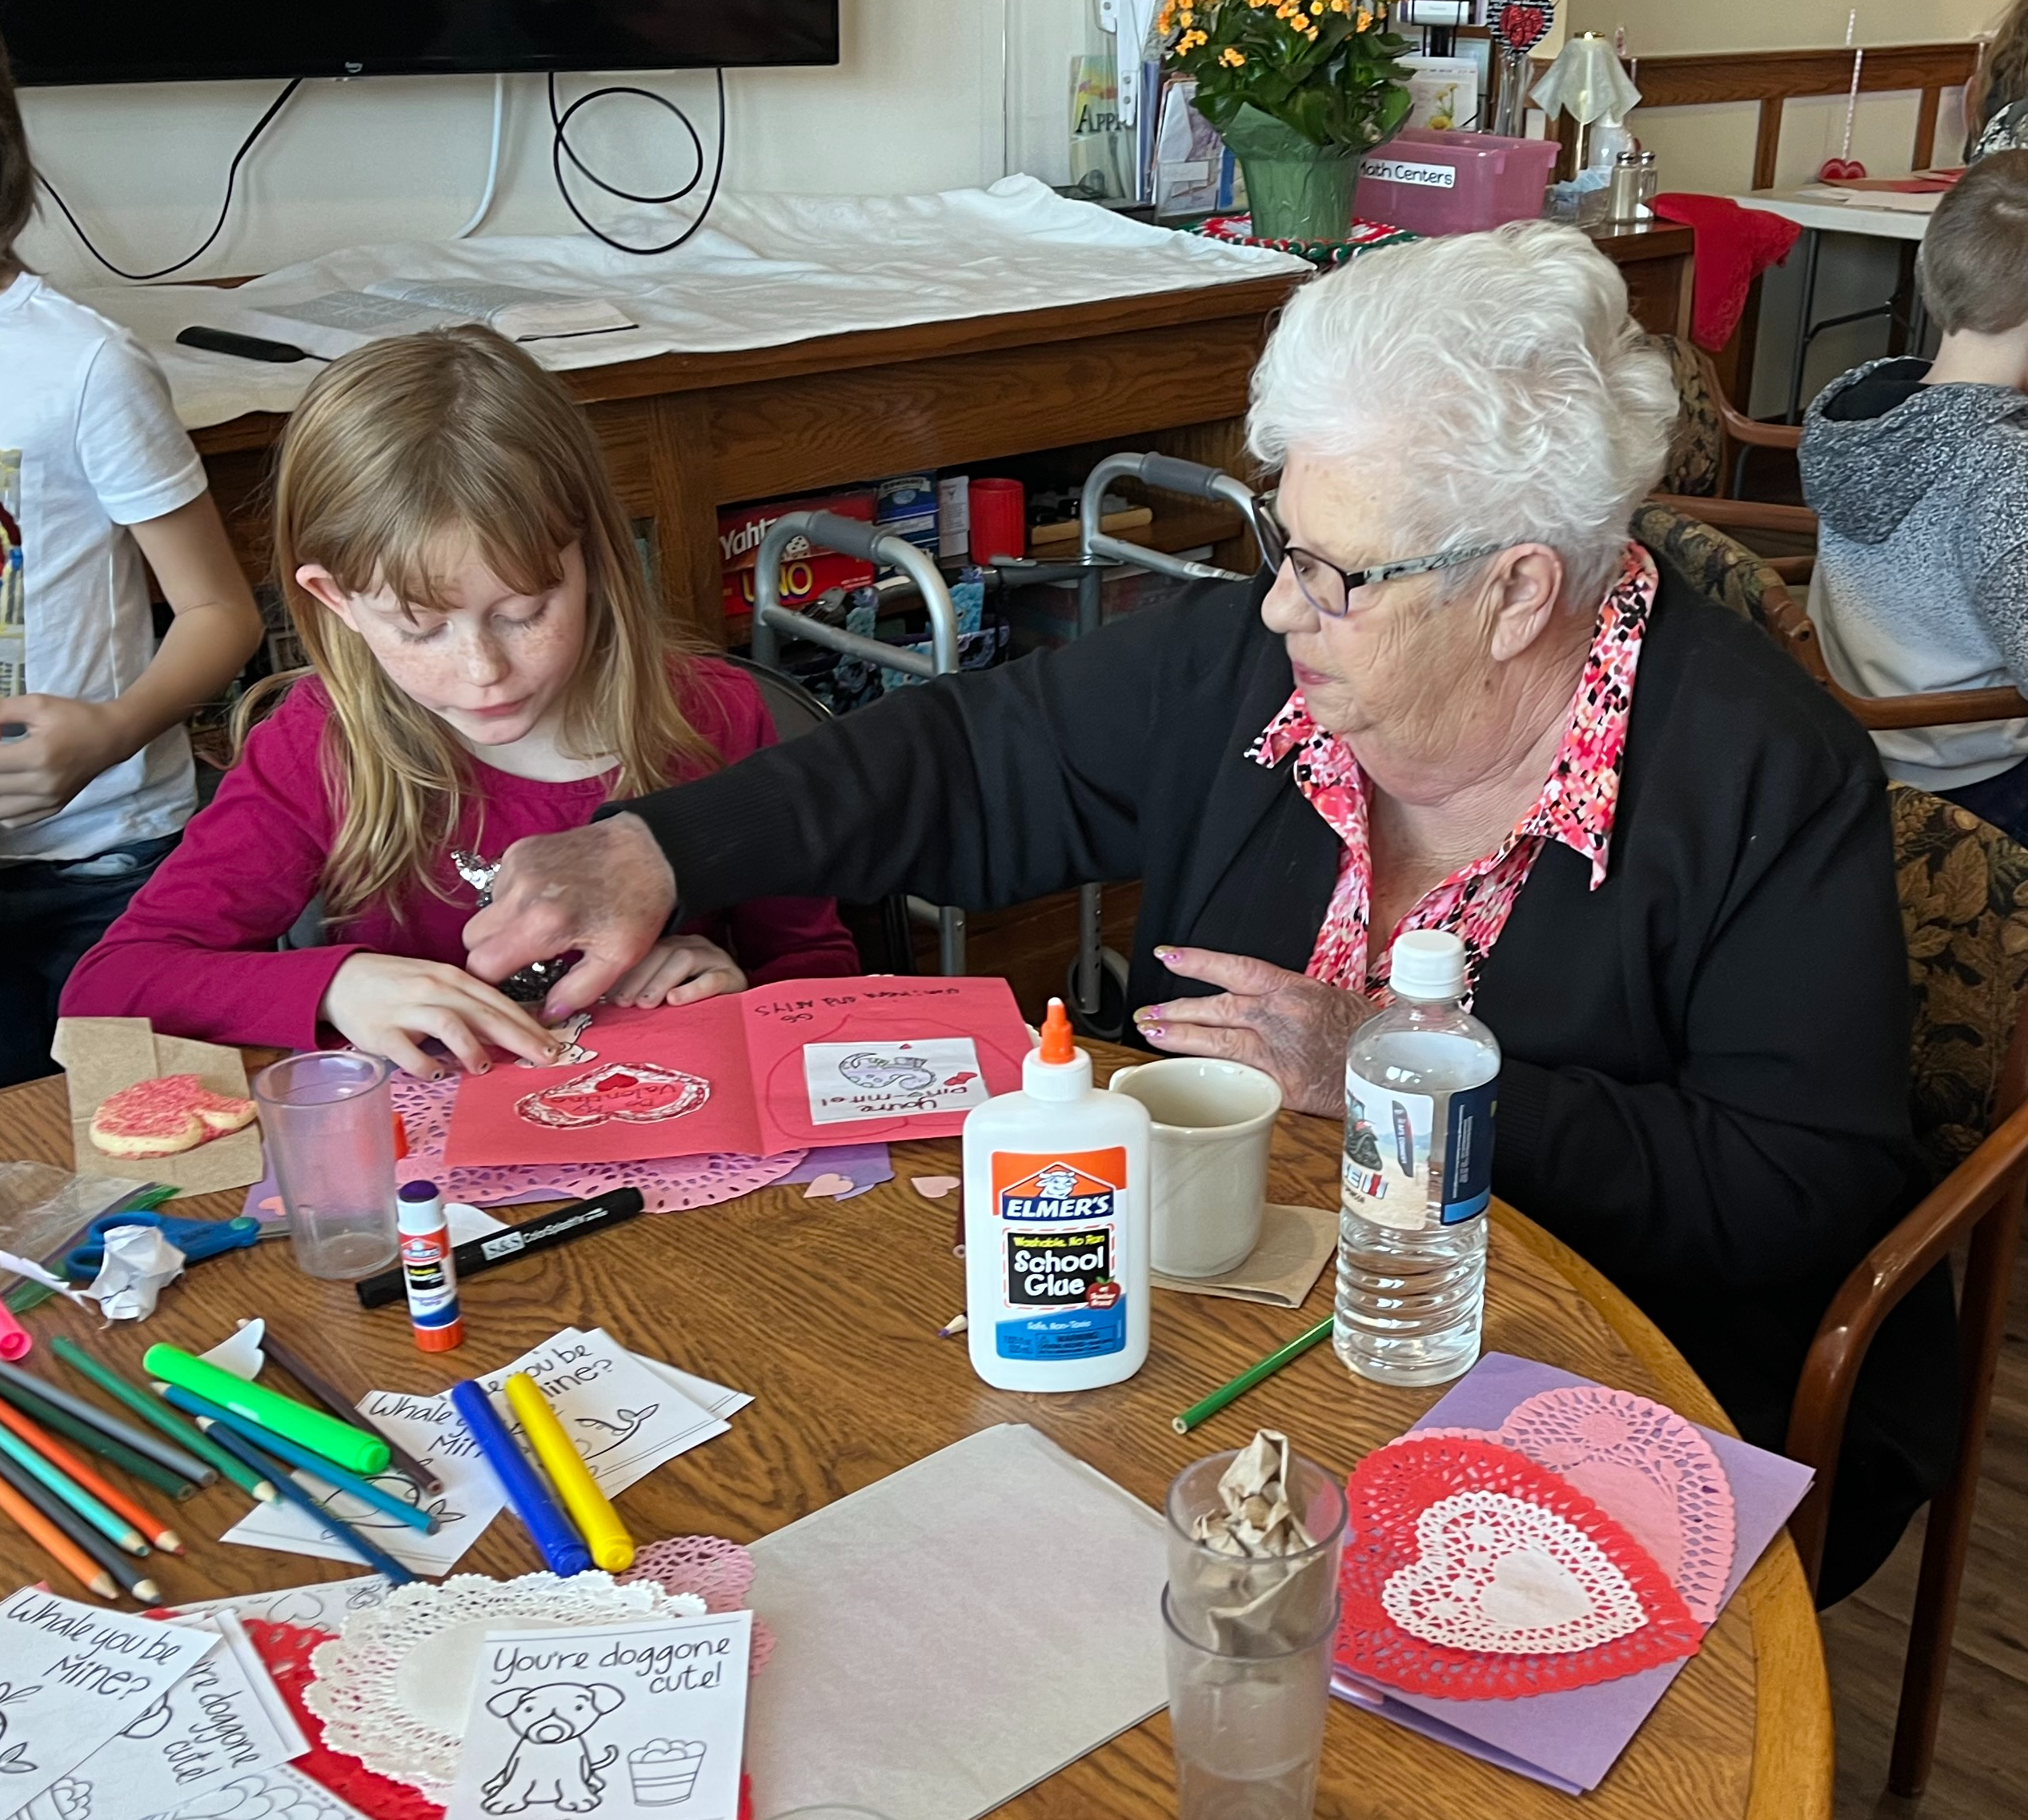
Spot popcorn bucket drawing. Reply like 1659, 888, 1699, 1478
627, 1742, 707, 1805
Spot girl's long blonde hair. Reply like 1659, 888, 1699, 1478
243, 325, 714, 921
1983, 1, 2028, 126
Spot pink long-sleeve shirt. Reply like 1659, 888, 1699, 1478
61, 657, 860, 1049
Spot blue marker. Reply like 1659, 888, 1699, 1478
448, 1378, 592, 1577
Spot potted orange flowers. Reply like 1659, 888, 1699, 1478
1161, 0, 1413, 242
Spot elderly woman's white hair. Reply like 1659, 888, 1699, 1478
1247, 220, 1679, 607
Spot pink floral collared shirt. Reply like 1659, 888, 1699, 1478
1248, 543, 1658, 1003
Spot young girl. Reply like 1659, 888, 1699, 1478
0, 33, 266, 1086
62, 326, 858, 1077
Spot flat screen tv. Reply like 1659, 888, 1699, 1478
0, 0, 840, 85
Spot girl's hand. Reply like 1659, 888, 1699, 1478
320, 954, 564, 1079
607, 934, 747, 1008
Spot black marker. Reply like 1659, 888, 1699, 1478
354, 1188, 644, 1309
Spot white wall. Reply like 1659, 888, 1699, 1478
17, 0, 1072, 287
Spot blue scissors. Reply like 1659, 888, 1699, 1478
62, 1210, 265, 1281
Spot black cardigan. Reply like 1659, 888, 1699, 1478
628, 550, 1954, 1594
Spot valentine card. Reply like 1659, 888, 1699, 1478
444, 976, 1030, 1167
1329, 1352, 1813, 1794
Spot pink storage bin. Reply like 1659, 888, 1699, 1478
1353, 129, 1558, 237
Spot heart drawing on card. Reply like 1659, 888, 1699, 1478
1337, 1433, 1702, 1699
1493, 1, 1553, 53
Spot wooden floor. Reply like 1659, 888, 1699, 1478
1820, 1225, 2028, 1818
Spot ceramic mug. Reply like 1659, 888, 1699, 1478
1106, 1058, 1283, 1278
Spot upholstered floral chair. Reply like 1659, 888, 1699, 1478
1788, 786, 2028, 1798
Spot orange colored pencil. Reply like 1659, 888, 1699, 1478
0, 1473, 118, 1599
0, 1396, 184, 1553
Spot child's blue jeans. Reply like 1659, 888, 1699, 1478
0, 832, 178, 1087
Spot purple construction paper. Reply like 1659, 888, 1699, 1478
1333, 1350, 1814, 1794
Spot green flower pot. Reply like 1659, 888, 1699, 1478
1220, 103, 1373, 244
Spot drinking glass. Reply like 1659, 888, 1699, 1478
1166, 1449, 1348, 1654
253, 1051, 399, 1280
1163, 1585, 1339, 1820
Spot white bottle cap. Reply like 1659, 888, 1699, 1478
1389, 930, 1466, 1001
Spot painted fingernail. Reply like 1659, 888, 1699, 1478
1145, 1024, 1166, 1040
477, 1062, 491, 1074
431, 1068, 447, 1081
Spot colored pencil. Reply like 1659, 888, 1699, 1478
0, 1393, 182, 1552
162, 1389, 440, 1535
0, 1367, 199, 1500
0, 1461, 118, 1599
0, 1421, 148, 1555
44, 1341, 266, 1500
203, 1423, 415, 1586
503, 1373, 633, 1571
253, 1327, 443, 1497
1170, 1317, 1336, 1436
0, 1448, 159, 1602
24, 1346, 222, 1486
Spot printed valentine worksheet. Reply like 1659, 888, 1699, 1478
445, 976, 1030, 1166
0, 1589, 218, 1812
443, 1614, 751, 1820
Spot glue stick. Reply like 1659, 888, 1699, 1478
397, 1181, 463, 1353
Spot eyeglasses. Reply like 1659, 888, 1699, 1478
1252, 494, 1508, 619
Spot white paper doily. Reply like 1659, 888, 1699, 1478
305, 1572, 705, 1798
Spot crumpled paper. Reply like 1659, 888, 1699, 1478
1178, 1429, 1337, 1654
86, 1224, 186, 1321
1530, 34, 1641, 127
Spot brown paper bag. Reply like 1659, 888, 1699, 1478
50, 1017, 264, 1193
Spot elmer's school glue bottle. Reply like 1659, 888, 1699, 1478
961, 998, 1151, 1391
398, 1180, 463, 1353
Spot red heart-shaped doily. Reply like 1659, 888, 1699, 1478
1337, 1433, 1703, 1700
1817, 157, 1868, 182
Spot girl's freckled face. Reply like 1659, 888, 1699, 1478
319, 539, 589, 749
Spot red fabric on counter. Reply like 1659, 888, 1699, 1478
1651, 193, 1804, 351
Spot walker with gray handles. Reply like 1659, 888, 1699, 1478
991, 451, 1260, 1040
749, 509, 967, 978
747, 455, 1262, 1034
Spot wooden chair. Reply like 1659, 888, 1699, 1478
1786, 787, 2028, 1797
1633, 500, 2028, 733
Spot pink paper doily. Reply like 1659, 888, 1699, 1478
391, 1071, 805, 1211
620, 1534, 774, 1672
1493, 1386, 1736, 1626
1337, 1433, 1703, 1702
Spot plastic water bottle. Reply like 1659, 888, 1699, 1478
1333, 930, 1498, 1388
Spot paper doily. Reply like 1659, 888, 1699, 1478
1337, 1433, 1703, 1701
389, 1071, 805, 1211
1492, 1386, 1736, 1626
305, 1573, 707, 1798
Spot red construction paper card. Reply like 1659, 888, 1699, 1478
443, 975, 1032, 1167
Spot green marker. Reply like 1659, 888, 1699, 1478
142, 1345, 390, 1477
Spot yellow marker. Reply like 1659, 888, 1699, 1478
502, 1373, 635, 1572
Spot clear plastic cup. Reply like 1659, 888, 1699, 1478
253, 1052, 399, 1281
1163, 1585, 1339, 1820
1165, 1449, 1348, 1656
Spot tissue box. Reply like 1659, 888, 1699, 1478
1355, 128, 1558, 236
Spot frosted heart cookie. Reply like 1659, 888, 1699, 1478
90, 1073, 258, 1158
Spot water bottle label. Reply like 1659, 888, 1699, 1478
1343, 1072, 1497, 1232
989, 1149, 1129, 1360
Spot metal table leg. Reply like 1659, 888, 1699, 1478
1786, 226, 1823, 425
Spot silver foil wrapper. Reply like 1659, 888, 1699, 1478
453, 849, 573, 1004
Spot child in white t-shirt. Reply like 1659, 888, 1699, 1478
0, 38, 265, 1084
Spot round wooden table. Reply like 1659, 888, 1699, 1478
0, 1048, 1832, 1818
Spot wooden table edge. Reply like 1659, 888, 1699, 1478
1494, 1206, 1834, 1820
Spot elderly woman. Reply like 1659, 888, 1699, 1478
467, 222, 1948, 1602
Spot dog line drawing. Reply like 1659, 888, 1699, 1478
481, 1683, 623, 1814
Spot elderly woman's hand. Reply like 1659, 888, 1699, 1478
1134, 946, 1371, 1117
